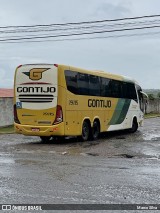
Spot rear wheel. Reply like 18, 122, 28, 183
92, 121, 100, 140
129, 119, 138, 133
81, 120, 90, 141
40, 136, 51, 143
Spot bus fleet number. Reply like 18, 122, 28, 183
69, 100, 78, 105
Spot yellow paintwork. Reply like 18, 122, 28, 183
14, 122, 64, 136
14, 64, 135, 137
15, 108, 56, 125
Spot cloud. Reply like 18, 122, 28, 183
92, 0, 131, 18
0, 68, 13, 88
0, 0, 160, 89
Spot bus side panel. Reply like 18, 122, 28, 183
107, 99, 140, 131
65, 111, 79, 136
64, 93, 120, 135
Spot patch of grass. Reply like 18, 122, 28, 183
0, 125, 15, 134
144, 113, 160, 119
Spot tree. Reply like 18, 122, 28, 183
148, 93, 155, 100
157, 92, 160, 99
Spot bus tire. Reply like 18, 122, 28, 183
81, 120, 91, 141
40, 136, 51, 143
129, 118, 138, 133
92, 120, 100, 140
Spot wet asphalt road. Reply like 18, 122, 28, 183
0, 117, 160, 212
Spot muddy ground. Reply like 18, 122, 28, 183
0, 117, 160, 212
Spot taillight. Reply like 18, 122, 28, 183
54, 64, 58, 67
14, 104, 20, 124
53, 105, 63, 124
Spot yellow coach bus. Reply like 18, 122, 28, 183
14, 64, 147, 142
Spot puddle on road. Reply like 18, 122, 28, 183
15, 159, 40, 166
140, 148, 160, 159
142, 133, 160, 141
67, 147, 83, 155
142, 130, 160, 141
0, 153, 15, 164
0, 157, 15, 164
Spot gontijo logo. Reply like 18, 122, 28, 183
23, 68, 49, 80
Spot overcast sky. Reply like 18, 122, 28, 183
0, 0, 160, 89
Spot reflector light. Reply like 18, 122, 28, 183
53, 105, 63, 124
53, 127, 58, 131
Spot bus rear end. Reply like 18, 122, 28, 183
14, 64, 64, 138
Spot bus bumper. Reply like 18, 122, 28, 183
14, 122, 64, 136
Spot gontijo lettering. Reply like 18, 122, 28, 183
17, 87, 56, 93
88, 99, 111, 108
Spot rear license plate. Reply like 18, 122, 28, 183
31, 128, 40, 132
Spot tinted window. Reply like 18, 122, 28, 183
89, 75, 100, 96
65, 70, 78, 94
110, 80, 122, 98
121, 82, 137, 100
65, 70, 137, 100
136, 85, 144, 110
100, 77, 112, 97
127, 83, 137, 100
77, 73, 89, 95
121, 82, 128, 98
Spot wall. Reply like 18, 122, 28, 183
146, 99, 160, 114
0, 97, 14, 127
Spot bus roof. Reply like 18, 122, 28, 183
16, 63, 139, 85
64, 64, 139, 85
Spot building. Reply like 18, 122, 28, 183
0, 88, 14, 127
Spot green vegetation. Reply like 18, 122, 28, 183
0, 125, 15, 134
144, 113, 160, 119
147, 93, 155, 100
157, 92, 160, 99
144, 89, 160, 100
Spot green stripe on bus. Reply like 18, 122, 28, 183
109, 99, 131, 125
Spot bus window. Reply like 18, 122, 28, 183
136, 85, 144, 112
122, 82, 137, 101
77, 73, 89, 95
110, 80, 122, 98
65, 70, 78, 94
122, 82, 128, 99
100, 77, 112, 97
127, 83, 137, 101
89, 75, 100, 96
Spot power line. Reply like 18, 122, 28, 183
1, 19, 160, 34
1, 14, 160, 43
0, 24, 160, 42
3, 30, 160, 44
0, 14, 160, 29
